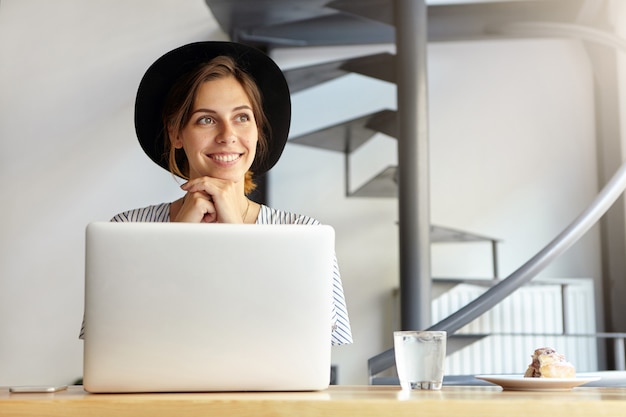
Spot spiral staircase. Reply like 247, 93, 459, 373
204, 0, 626, 382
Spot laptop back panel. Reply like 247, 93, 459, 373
83, 222, 334, 393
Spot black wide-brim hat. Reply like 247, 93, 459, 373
134, 41, 291, 176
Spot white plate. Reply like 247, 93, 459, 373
475, 375, 601, 391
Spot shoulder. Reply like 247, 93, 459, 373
256, 205, 321, 225
111, 202, 170, 222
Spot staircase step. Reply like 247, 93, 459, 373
289, 110, 394, 153
350, 165, 397, 198
283, 59, 350, 94
283, 53, 395, 92
348, 164, 396, 197
339, 52, 396, 83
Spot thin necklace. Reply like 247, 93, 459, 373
241, 199, 250, 223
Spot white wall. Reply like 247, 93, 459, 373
0, 0, 229, 386
0, 0, 604, 386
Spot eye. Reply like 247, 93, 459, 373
235, 113, 251, 123
196, 116, 214, 125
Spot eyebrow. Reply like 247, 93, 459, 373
191, 105, 253, 115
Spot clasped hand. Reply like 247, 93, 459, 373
174, 177, 246, 224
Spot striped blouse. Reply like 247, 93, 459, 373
103, 202, 353, 346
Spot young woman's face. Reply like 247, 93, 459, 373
172, 76, 258, 181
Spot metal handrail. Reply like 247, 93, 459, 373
369, 22, 626, 381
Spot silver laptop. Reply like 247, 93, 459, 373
83, 222, 334, 393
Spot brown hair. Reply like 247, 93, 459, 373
161, 56, 269, 194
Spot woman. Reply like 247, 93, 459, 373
88, 42, 352, 345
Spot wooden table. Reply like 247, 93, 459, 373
1, 385, 626, 417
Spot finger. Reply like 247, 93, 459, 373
175, 192, 216, 223
181, 177, 215, 192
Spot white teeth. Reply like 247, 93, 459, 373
212, 154, 240, 162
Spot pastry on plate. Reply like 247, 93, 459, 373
524, 347, 576, 378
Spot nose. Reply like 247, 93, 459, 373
216, 122, 236, 144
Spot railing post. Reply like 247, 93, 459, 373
614, 337, 626, 371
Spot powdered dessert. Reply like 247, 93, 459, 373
524, 347, 576, 378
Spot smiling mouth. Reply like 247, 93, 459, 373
210, 153, 242, 162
